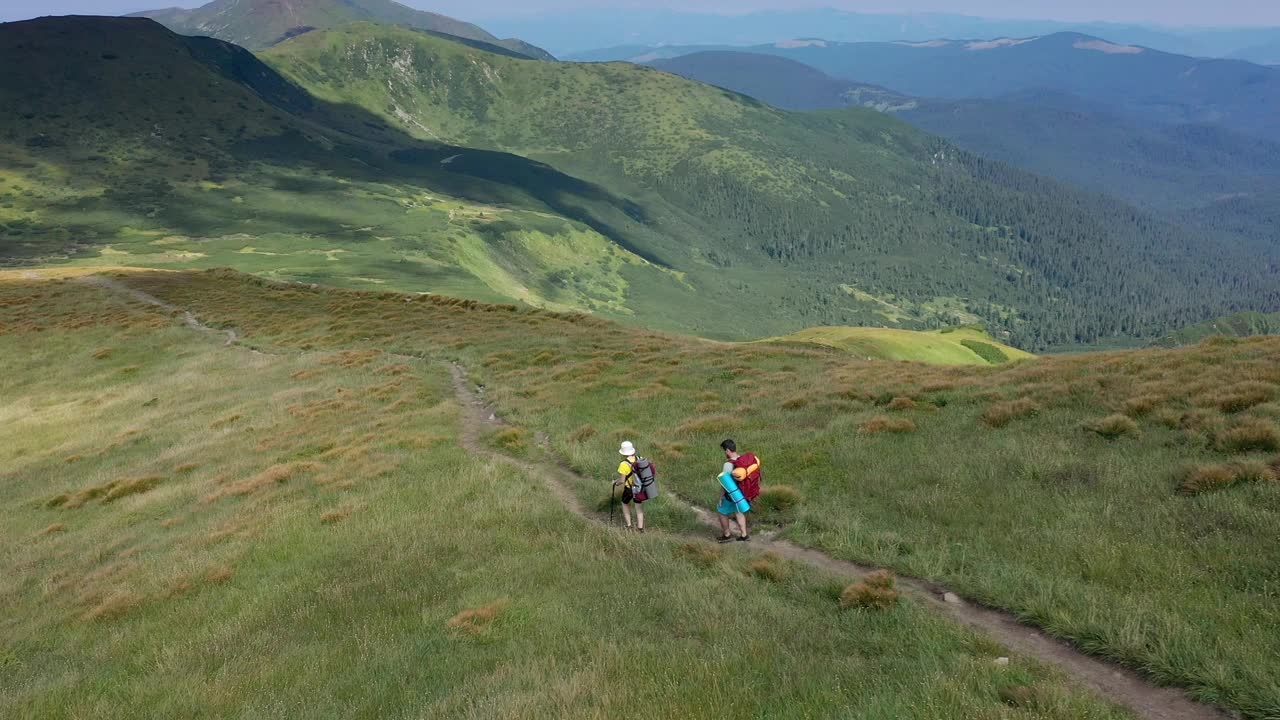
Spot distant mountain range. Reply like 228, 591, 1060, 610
648, 49, 1280, 242
7, 16, 1279, 349
600, 33, 1280, 145
504, 8, 1280, 62
649, 52, 915, 113
131, 0, 554, 59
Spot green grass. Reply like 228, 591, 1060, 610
768, 325, 1032, 365
0, 272, 1135, 719
97, 268, 1280, 719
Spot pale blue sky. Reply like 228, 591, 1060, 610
2, 1, 1278, 27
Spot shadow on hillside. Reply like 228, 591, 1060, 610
4, 28, 674, 268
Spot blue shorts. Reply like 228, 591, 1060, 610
717, 494, 749, 516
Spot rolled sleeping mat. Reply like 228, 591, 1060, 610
718, 472, 751, 513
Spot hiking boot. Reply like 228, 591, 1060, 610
637, 527, 646, 534
717, 535, 734, 544
736, 535, 751, 542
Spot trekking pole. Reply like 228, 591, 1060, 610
609, 483, 616, 526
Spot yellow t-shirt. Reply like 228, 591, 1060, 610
618, 457, 637, 487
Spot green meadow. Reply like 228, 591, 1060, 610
77, 268, 1280, 719
2, 270, 1135, 719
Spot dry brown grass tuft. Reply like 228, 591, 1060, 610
781, 393, 815, 410
1121, 394, 1163, 417
675, 415, 736, 436
64, 454, 84, 464
981, 398, 1040, 428
40, 522, 66, 536
208, 462, 323, 501
610, 427, 638, 442
82, 591, 145, 622
1213, 418, 1280, 453
1177, 462, 1277, 495
1199, 381, 1278, 413
321, 349, 382, 368
491, 428, 527, 452
320, 508, 352, 524
674, 541, 723, 568
1085, 414, 1141, 440
569, 424, 598, 442
104, 475, 165, 502
447, 598, 509, 635
858, 417, 916, 435
174, 462, 200, 474
209, 413, 243, 429
91, 347, 114, 360
290, 368, 325, 381
654, 441, 689, 460
840, 570, 900, 610
886, 397, 917, 411
746, 552, 791, 583
204, 565, 234, 584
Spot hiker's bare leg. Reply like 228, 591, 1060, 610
636, 504, 645, 530
735, 512, 748, 537
718, 513, 731, 537
622, 503, 633, 528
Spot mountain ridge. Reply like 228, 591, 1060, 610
131, 0, 554, 59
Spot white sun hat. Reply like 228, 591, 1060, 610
619, 441, 636, 456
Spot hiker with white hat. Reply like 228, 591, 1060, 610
613, 440, 657, 532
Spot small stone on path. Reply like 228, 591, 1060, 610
943, 592, 961, 604
993, 657, 1010, 666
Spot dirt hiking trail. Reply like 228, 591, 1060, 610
87, 274, 1230, 720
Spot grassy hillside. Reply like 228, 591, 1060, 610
132, 0, 554, 59
54, 267, 1280, 719
0, 16, 683, 318
1, 269, 1143, 719
261, 23, 1280, 350
771, 326, 1033, 365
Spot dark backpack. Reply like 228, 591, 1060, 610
632, 457, 659, 498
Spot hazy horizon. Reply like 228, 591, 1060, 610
2, 0, 1279, 28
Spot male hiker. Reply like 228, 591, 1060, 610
614, 441, 651, 532
716, 439, 761, 543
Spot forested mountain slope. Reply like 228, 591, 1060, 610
647, 52, 1280, 243
263, 23, 1280, 349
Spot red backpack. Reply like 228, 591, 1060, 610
731, 453, 762, 501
